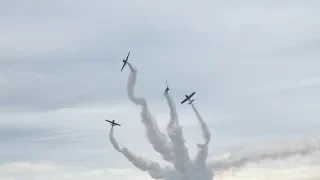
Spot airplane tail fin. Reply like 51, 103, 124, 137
188, 99, 195, 104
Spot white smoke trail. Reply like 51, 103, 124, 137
108, 126, 164, 179
109, 63, 214, 180
164, 91, 192, 173
108, 126, 121, 152
163, 91, 177, 128
190, 103, 211, 167
209, 139, 320, 171
109, 62, 320, 180
126, 63, 174, 162
191, 103, 211, 145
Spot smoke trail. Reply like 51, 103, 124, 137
164, 91, 192, 173
108, 126, 121, 152
209, 139, 320, 171
109, 62, 320, 180
108, 126, 164, 179
126, 63, 174, 162
163, 91, 177, 128
191, 103, 211, 145
190, 103, 211, 166
109, 64, 214, 180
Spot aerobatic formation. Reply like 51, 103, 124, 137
107, 52, 320, 180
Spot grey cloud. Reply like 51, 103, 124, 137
0, 0, 319, 112
0, 126, 53, 143
0, 0, 320, 172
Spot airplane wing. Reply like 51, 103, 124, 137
106, 120, 121, 126
126, 52, 130, 60
181, 98, 188, 104
121, 62, 126, 71
189, 92, 195, 98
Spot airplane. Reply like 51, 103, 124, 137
121, 52, 130, 71
181, 92, 195, 104
165, 80, 169, 92
106, 119, 121, 127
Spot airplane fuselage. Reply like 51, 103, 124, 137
121, 52, 130, 71
181, 92, 195, 104
185, 94, 192, 100
164, 81, 169, 92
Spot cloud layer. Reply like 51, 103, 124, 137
0, 0, 320, 179
1, 152, 320, 180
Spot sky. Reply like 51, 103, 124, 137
1, 0, 320, 179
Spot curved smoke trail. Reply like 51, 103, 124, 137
191, 103, 211, 146
126, 63, 174, 162
109, 126, 121, 152
190, 103, 211, 167
109, 62, 320, 180
109, 126, 165, 179
164, 91, 193, 173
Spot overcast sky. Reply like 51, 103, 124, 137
1, 0, 320, 179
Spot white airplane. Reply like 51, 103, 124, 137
181, 92, 195, 104
121, 52, 130, 71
